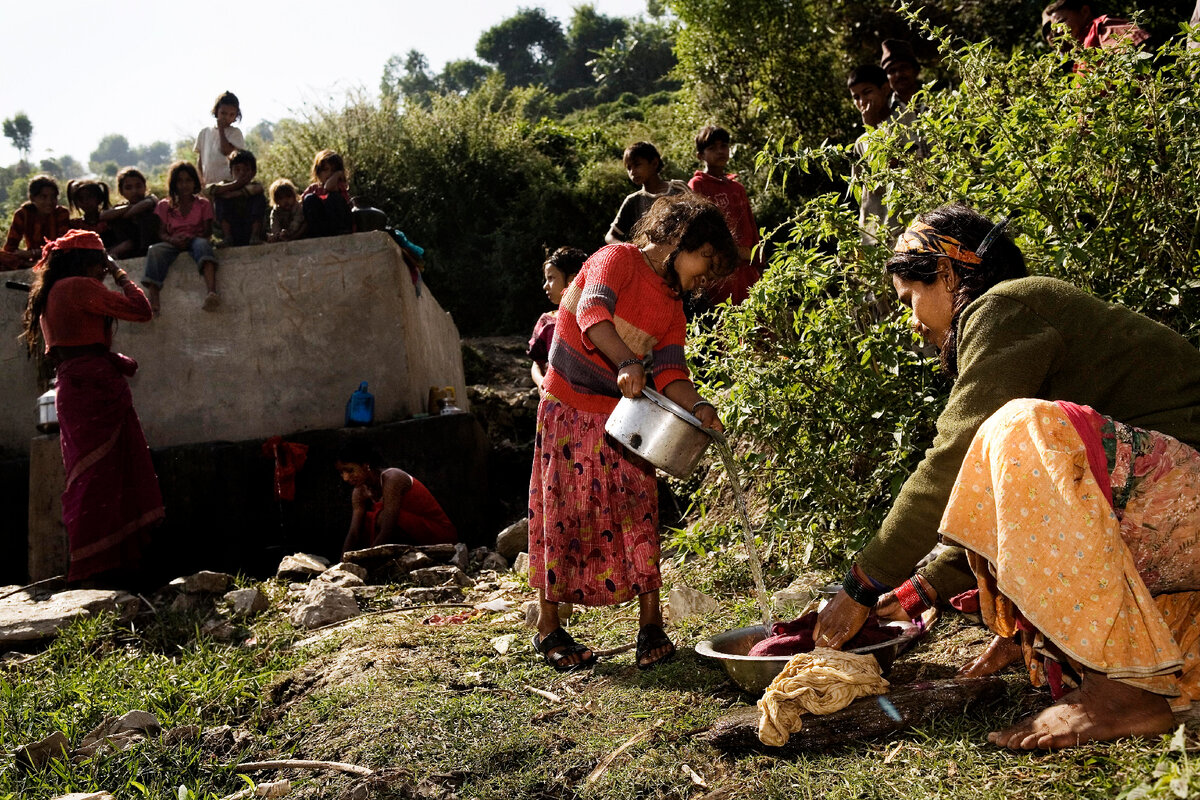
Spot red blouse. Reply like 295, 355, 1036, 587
40, 276, 152, 352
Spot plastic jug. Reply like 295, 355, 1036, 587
345, 381, 374, 427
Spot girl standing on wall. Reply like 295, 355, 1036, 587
528, 194, 737, 671
21, 230, 164, 585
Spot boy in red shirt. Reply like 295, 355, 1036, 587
686, 125, 760, 307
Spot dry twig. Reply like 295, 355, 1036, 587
585, 719, 663, 784
234, 759, 374, 777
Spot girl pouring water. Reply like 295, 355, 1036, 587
528, 194, 737, 671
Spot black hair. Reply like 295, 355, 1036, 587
1042, 0, 1100, 16
631, 194, 739, 295
886, 203, 1028, 377
544, 246, 588, 282
21, 248, 109, 357
228, 149, 257, 172
623, 141, 664, 172
211, 91, 242, 120
66, 179, 112, 215
166, 161, 202, 203
116, 167, 147, 193
694, 125, 731, 155
27, 174, 58, 201
847, 65, 889, 89
336, 438, 383, 468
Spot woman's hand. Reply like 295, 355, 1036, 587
693, 401, 724, 432
812, 589, 871, 649
616, 362, 646, 398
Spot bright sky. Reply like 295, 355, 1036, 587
0, 0, 651, 168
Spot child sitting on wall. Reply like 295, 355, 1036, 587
301, 149, 353, 238
267, 179, 306, 242
2, 175, 71, 270
205, 149, 266, 246
105, 168, 161, 260
142, 161, 219, 314
66, 179, 113, 240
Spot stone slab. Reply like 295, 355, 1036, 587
0, 589, 139, 645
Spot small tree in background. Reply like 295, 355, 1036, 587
3, 113, 33, 164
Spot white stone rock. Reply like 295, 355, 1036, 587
276, 553, 330, 581
666, 585, 719, 622
330, 562, 367, 580
15, 730, 69, 771
491, 633, 517, 654
0, 589, 139, 645
224, 587, 269, 617
288, 583, 359, 629
410, 566, 475, 588
521, 600, 540, 628
450, 543, 470, 571
512, 552, 530, 576
169, 571, 233, 594
480, 552, 509, 573
495, 518, 529, 560
318, 566, 366, 588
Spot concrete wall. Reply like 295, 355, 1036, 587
0, 232, 467, 454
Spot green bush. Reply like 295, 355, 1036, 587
685, 27, 1200, 572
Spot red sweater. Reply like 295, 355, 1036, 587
542, 243, 690, 414
4, 204, 71, 252
40, 276, 153, 351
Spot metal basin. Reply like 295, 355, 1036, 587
605, 387, 712, 479
695, 625, 914, 694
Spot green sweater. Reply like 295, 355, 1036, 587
858, 276, 1200, 596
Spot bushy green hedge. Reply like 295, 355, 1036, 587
261, 80, 633, 336
686, 30, 1200, 572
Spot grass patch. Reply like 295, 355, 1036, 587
2, 559, 1197, 799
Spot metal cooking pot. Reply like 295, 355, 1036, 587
605, 387, 713, 479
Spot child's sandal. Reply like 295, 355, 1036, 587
532, 628, 596, 673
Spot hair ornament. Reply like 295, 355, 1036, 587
974, 216, 1011, 259
894, 220, 982, 267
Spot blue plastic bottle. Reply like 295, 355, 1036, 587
345, 381, 374, 427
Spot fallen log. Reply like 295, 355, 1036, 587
702, 676, 1009, 754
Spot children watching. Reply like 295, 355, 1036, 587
2, 175, 71, 270
528, 246, 587, 392
66, 179, 113, 238
195, 91, 245, 185
142, 161, 219, 314
205, 149, 266, 246
686, 125, 761, 307
605, 141, 689, 244
301, 150, 353, 238
267, 179, 306, 242
105, 168, 161, 260
847, 65, 894, 245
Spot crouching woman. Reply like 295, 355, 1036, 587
814, 204, 1200, 750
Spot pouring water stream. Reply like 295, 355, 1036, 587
704, 428, 773, 633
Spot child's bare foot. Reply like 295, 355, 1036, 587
144, 284, 161, 316
958, 634, 1022, 678
988, 670, 1174, 750
202, 291, 220, 311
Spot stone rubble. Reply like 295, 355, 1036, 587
74, 710, 162, 759
276, 553, 331, 581
666, 585, 720, 622
0, 589, 140, 645
289, 582, 361, 629
495, 518, 528, 561
224, 587, 270, 617
169, 570, 234, 594
409, 566, 475, 588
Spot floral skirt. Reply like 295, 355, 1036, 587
527, 397, 661, 605
941, 398, 1200, 709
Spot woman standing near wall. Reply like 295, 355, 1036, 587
21, 230, 164, 585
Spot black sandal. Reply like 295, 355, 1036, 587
636, 623, 676, 670
532, 627, 597, 672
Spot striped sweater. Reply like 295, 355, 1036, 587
542, 243, 690, 414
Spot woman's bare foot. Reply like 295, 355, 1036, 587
958, 635, 1022, 678
988, 669, 1175, 750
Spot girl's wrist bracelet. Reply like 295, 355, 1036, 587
691, 400, 715, 415
616, 358, 643, 371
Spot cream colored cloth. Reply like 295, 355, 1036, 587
756, 647, 890, 746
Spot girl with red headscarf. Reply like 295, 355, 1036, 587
21, 230, 164, 584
